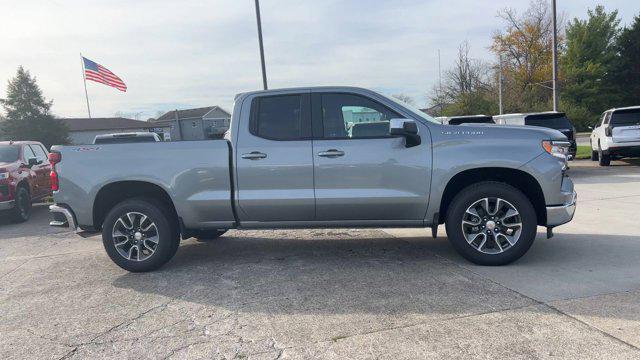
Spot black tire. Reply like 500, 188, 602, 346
445, 181, 537, 266
11, 186, 32, 223
102, 198, 180, 272
195, 229, 228, 242
590, 141, 598, 161
598, 143, 610, 166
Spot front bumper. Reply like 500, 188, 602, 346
546, 190, 577, 227
49, 204, 79, 231
0, 200, 15, 211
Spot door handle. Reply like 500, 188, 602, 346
318, 149, 345, 158
241, 151, 267, 160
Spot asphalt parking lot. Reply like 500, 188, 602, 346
1, 159, 639, 359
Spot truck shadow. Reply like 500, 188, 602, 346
111, 229, 640, 320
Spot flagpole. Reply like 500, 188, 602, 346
80, 53, 92, 118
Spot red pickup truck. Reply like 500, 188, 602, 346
0, 141, 52, 222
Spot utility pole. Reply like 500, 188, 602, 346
254, 0, 268, 90
438, 49, 442, 93
551, 0, 558, 111
498, 55, 503, 115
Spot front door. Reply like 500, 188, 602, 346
311, 92, 431, 221
235, 92, 315, 222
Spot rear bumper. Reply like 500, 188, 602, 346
0, 200, 15, 211
605, 144, 640, 158
49, 204, 79, 231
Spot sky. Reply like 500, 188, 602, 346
0, 0, 638, 120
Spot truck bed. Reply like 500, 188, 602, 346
51, 140, 235, 230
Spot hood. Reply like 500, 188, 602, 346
454, 123, 568, 141
0, 161, 18, 172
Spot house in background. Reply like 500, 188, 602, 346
152, 106, 231, 141
58, 117, 170, 145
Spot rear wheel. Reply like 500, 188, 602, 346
11, 186, 31, 223
102, 198, 180, 272
598, 143, 611, 166
445, 182, 537, 266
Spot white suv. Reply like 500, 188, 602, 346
590, 106, 640, 166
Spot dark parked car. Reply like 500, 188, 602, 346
436, 115, 495, 125
494, 112, 577, 158
0, 141, 52, 222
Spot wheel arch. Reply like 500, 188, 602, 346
438, 167, 546, 226
93, 181, 178, 231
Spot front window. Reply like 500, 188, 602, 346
320, 93, 401, 138
0, 145, 20, 162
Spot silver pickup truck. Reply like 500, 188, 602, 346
49, 87, 576, 272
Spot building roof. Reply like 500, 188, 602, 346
155, 106, 230, 121
58, 117, 155, 132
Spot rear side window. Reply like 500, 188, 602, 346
251, 95, 310, 140
525, 114, 572, 130
95, 136, 156, 144
611, 110, 640, 127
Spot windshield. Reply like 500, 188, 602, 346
0, 145, 20, 162
381, 94, 441, 124
525, 114, 572, 130
94, 136, 156, 144
611, 110, 640, 127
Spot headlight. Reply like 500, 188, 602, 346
0, 172, 9, 180
542, 140, 571, 162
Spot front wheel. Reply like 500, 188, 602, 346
102, 198, 180, 272
445, 182, 537, 266
590, 141, 598, 161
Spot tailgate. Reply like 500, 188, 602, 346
611, 110, 640, 143
612, 125, 640, 143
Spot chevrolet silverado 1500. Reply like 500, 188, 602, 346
49, 87, 577, 272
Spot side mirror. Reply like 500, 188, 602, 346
27, 157, 39, 167
390, 119, 421, 147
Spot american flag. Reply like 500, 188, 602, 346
82, 57, 127, 92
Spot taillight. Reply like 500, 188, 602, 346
50, 170, 59, 191
48, 152, 61, 191
48, 152, 61, 166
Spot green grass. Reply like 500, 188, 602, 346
575, 145, 592, 160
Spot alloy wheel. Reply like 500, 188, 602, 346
112, 212, 159, 261
461, 197, 523, 254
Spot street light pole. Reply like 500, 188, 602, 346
551, 0, 558, 112
254, 0, 268, 90
498, 55, 503, 115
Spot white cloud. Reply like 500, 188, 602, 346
0, 0, 637, 118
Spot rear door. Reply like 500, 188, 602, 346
311, 92, 431, 222
235, 92, 315, 222
30, 144, 51, 197
611, 109, 640, 143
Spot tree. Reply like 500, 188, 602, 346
391, 94, 415, 106
491, 0, 560, 112
561, 6, 621, 130
428, 41, 498, 116
612, 14, 640, 105
0, 67, 69, 149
